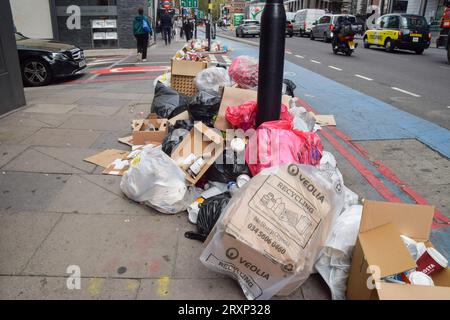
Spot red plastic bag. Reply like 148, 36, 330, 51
228, 56, 259, 89
245, 120, 323, 176
225, 101, 293, 130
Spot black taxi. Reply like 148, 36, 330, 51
363, 14, 431, 54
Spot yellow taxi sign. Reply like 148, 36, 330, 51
410, 33, 422, 37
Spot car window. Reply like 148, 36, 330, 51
336, 16, 357, 24
380, 16, 389, 29
245, 21, 259, 25
15, 33, 27, 41
401, 16, 428, 28
385, 16, 400, 29
319, 16, 330, 24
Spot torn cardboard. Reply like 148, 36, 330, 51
315, 115, 336, 126
118, 136, 134, 147
347, 200, 450, 300
102, 159, 129, 176
215, 87, 292, 131
84, 149, 129, 168
132, 118, 168, 146
171, 122, 224, 185
168, 110, 190, 126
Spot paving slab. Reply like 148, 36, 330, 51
23, 104, 77, 114
115, 102, 152, 121
59, 115, 130, 131
28, 94, 86, 105
408, 183, 449, 215
0, 172, 70, 213
137, 278, 245, 300
19, 128, 101, 148
0, 125, 41, 144
74, 97, 131, 108
0, 276, 139, 300
81, 174, 126, 197
0, 211, 62, 274
46, 175, 151, 215
0, 144, 29, 168
34, 146, 98, 174
90, 130, 132, 150
0, 112, 73, 128
97, 92, 144, 100
23, 214, 180, 278
3, 148, 85, 174
69, 105, 121, 116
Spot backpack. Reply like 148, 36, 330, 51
143, 19, 151, 33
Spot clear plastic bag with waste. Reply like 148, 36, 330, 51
195, 67, 232, 94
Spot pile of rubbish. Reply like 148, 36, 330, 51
83, 53, 450, 300
182, 39, 228, 54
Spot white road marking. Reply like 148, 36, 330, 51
439, 65, 450, 70
447, 106, 450, 109
223, 55, 232, 64
391, 87, 421, 98
286, 51, 293, 55
295, 54, 304, 58
355, 74, 373, 81
310, 59, 321, 64
329, 65, 342, 71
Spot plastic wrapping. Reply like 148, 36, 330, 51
187, 91, 221, 127
228, 56, 259, 89
205, 149, 251, 183
200, 164, 345, 300
151, 82, 189, 119
315, 205, 363, 300
161, 120, 194, 156
225, 101, 293, 131
282, 79, 297, 97
245, 120, 323, 176
195, 67, 232, 94
290, 106, 316, 132
120, 145, 191, 214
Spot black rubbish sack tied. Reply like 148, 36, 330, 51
187, 91, 221, 127
161, 119, 194, 156
205, 149, 251, 183
151, 82, 189, 119
283, 79, 297, 98
185, 193, 232, 242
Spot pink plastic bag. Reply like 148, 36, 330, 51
245, 120, 323, 176
225, 101, 293, 130
228, 56, 259, 89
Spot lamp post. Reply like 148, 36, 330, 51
256, 0, 286, 127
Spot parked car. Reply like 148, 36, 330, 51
293, 9, 325, 37
286, 20, 294, 37
363, 14, 431, 54
15, 32, 86, 86
311, 14, 357, 42
235, 20, 260, 38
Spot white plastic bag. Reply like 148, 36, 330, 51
315, 204, 363, 300
200, 164, 345, 300
120, 145, 190, 214
195, 67, 232, 94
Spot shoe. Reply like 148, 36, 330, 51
142, 59, 147, 62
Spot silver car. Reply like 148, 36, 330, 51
236, 20, 260, 38
310, 14, 357, 42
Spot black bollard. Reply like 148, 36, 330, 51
256, 0, 286, 127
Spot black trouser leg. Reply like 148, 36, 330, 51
136, 35, 142, 54
141, 33, 149, 59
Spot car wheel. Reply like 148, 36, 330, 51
385, 38, 395, 53
415, 48, 424, 55
236, 31, 239, 37
363, 36, 370, 48
310, 33, 315, 40
345, 49, 353, 56
22, 58, 52, 87
323, 33, 329, 42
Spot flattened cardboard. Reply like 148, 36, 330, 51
315, 115, 336, 126
360, 200, 434, 241
118, 136, 134, 147
215, 87, 292, 131
171, 59, 208, 76
102, 159, 129, 176
358, 223, 416, 278
171, 122, 223, 185
132, 118, 168, 146
84, 149, 129, 168
168, 111, 190, 126
347, 200, 450, 300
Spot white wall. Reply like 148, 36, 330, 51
10, 0, 53, 39
407, 0, 422, 14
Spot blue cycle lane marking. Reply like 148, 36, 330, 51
219, 36, 450, 158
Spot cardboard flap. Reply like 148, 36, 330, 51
377, 282, 450, 300
84, 149, 129, 168
360, 200, 434, 241
168, 111, 190, 126
359, 223, 416, 278
171, 59, 207, 76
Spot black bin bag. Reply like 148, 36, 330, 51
161, 119, 194, 156
205, 149, 251, 183
187, 91, 221, 127
151, 82, 189, 119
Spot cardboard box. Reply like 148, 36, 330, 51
132, 117, 168, 146
200, 164, 342, 300
168, 110, 190, 126
215, 87, 292, 131
171, 122, 223, 185
84, 149, 129, 168
347, 200, 450, 300
171, 59, 208, 96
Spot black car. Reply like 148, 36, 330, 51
15, 33, 87, 86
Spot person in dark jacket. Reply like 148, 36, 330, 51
183, 17, 193, 42
133, 7, 152, 61
160, 10, 173, 45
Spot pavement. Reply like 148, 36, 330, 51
0, 35, 449, 300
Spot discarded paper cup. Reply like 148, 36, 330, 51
408, 271, 434, 286
416, 247, 448, 275
236, 174, 251, 188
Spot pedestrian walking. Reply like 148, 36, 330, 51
133, 7, 152, 62
183, 17, 193, 42
175, 16, 183, 42
161, 10, 173, 46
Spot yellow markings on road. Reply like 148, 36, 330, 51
87, 278, 104, 297
156, 276, 170, 297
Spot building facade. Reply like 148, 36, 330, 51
11, 0, 153, 49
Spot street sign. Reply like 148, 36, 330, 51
181, 0, 198, 8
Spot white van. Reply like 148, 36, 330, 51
294, 9, 326, 37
